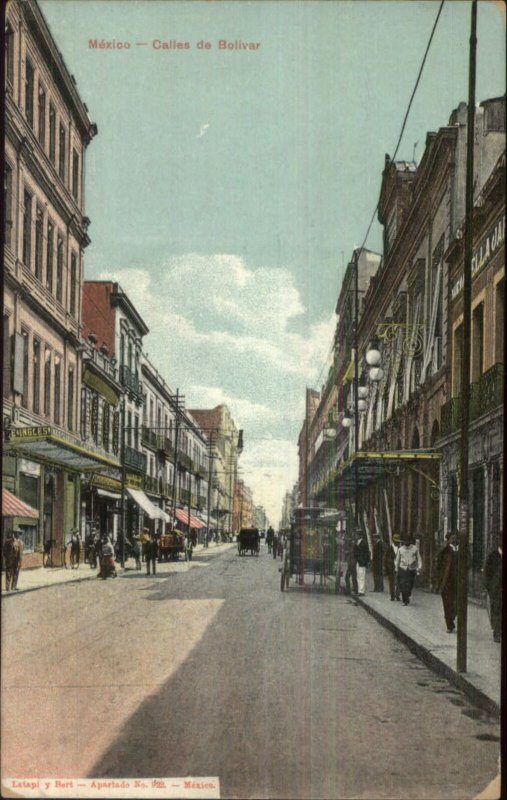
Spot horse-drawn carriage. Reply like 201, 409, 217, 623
238, 527, 260, 557
280, 507, 345, 592
158, 530, 186, 561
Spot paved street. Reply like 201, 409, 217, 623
2, 543, 500, 799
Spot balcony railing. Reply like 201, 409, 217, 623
120, 365, 143, 402
440, 363, 503, 437
124, 445, 147, 473
163, 438, 175, 459
194, 465, 208, 480
141, 425, 159, 449
177, 452, 192, 471
145, 475, 159, 494
180, 488, 190, 503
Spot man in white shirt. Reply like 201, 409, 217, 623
394, 535, 422, 605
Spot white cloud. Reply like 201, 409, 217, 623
99, 255, 335, 522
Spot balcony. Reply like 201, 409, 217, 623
180, 488, 190, 504
145, 475, 159, 495
124, 445, 147, 473
141, 425, 159, 450
440, 363, 503, 437
177, 452, 192, 471
162, 437, 175, 459
194, 464, 208, 480
120, 365, 143, 403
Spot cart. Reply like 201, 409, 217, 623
280, 507, 345, 592
237, 527, 260, 556
158, 531, 185, 561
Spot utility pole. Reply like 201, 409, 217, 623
119, 391, 127, 569
353, 248, 360, 528
169, 389, 185, 523
457, 0, 477, 675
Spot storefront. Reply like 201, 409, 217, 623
3, 425, 120, 567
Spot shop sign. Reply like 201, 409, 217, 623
91, 395, 99, 441
112, 412, 120, 454
83, 367, 120, 407
91, 474, 122, 492
13, 426, 52, 439
126, 472, 145, 490
452, 214, 505, 300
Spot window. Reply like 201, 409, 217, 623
22, 190, 32, 267
44, 348, 51, 416
80, 387, 88, 439
5, 24, 14, 87
472, 303, 484, 382
127, 411, 132, 448
72, 149, 79, 199
120, 333, 125, 368
67, 366, 74, 430
56, 235, 63, 302
58, 123, 66, 181
3, 315, 12, 399
54, 356, 61, 424
495, 278, 504, 365
46, 220, 54, 292
4, 163, 13, 248
453, 324, 463, 397
135, 415, 139, 448
21, 329, 29, 408
38, 85, 46, 146
35, 206, 43, 280
32, 338, 41, 413
70, 252, 77, 317
25, 59, 34, 128
49, 104, 56, 162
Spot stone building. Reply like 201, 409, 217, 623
3, 0, 101, 566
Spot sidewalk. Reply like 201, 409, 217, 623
351, 579, 501, 717
1, 541, 235, 596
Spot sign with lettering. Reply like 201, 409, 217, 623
112, 412, 120, 454
13, 426, 52, 439
91, 395, 99, 441
126, 472, 145, 490
91, 473, 122, 492
451, 214, 505, 301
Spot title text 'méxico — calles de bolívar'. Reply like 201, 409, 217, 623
88, 39, 261, 50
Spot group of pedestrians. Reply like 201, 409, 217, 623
343, 526, 502, 643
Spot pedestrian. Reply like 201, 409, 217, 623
395, 534, 422, 605
146, 532, 158, 575
140, 527, 150, 562
131, 536, 142, 570
483, 536, 502, 643
272, 532, 278, 559
3, 528, 24, 591
353, 528, 370, 596
372, 534, 384, 592
436, 532, 458, 633
186, 533, 193, 562
344, 530, 358, 595
266, 526, 274, 553
384, 534, 401, 600
98, 535, 117, 579
68, 529, 81, 569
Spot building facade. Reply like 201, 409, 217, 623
3, 0, 99, 566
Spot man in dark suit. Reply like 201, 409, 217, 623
483, 537, 502, 643
436, 532, 458, 633
372, 535, 384, 592
146, 533, 159, 576
353, 529, 370, 596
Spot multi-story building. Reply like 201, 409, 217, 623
296, 388, 320, 508
141, 360, 209, 537
189, 405, 242, 537
3, 0, 103, 566
335, 97, 504, 591
252, 505, 268, 532
232, 479, 253, 532
440, 150, 504, 597
81, 281, 155, 537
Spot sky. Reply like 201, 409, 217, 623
40, 0, 505, 525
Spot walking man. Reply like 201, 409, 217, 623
146, 532, 158, 575
353, 528, 370, 596
344, 530, 358, 595
395, 534, 422, 605
483, 535, 502, 643
3, 528, 24, 591
436, 532, 458, 633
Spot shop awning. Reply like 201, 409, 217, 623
338, 449, 441, 494
5, 426, 119, 472
173, 508, 206, 529
2, 488, 39, 518
96, 488, 121, 500
126, 488, 170, 521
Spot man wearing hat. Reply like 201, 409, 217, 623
384, 534, 401, 601
3, 528, 24, 591
68, 528, 81, 569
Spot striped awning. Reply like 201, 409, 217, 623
173, 508, 206, 529
2, 488, 39, 518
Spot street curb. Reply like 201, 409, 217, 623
355, 595, 500, 719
